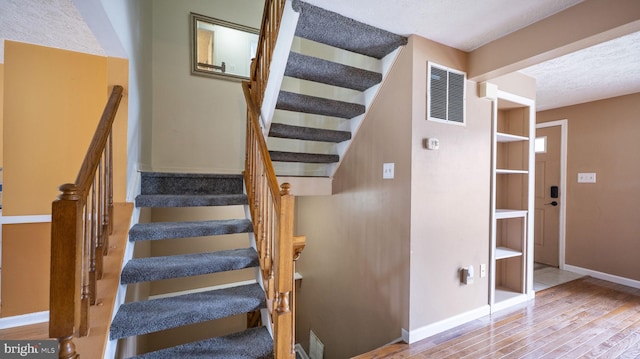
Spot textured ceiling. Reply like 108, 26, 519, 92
303, 0, 585, 51
303, 0, 640, 111
520, 31, 640, 111
1, 0, 638, 111
0, 0, 104, 62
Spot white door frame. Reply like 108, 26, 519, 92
535, 120, 568, 269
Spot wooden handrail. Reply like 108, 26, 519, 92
50, 85, 123, 359
243, 2, 305, 356
243, 80, 304, 359
250, 0, 286, 111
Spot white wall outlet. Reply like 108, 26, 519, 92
480, 264, 486, 278
577, 172, 596, 183
426, 138, 440, 150
383, 163, 394, 179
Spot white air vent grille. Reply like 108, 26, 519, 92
428, 62, 466, 124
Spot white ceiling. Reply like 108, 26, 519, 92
1, 0, 638, 111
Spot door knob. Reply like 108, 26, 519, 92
545, 201, 558, 206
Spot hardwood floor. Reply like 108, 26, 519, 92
0, 321, 49, 340
355, 277, 640, 358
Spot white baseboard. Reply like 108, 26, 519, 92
0, 310, 49, 329
0, 214, 51, 224
402, 305, 490, 344
295, 343, 310, 359
563, 264, 640, 289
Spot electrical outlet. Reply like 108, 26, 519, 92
383, 163, 394, 179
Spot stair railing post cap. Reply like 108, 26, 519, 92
280, 182, 291, 195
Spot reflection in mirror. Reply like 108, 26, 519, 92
190, 12, 259, 80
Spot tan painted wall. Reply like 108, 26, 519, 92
1, 41, 128, 316
0, 63, 4, 167
149, 0, 264, 173
537, 93, 640, 281
4, 41, 105, 215
408, 35, 491, 330
1, 223, 50, 317
295, 39, 413, 358
294, 35, 537, 356
108, 57, 130, 202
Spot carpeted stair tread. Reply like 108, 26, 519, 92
292, 0, 408, 59
129, 219, 253, 242
135, 193, 248, 208
141, 172, 244, 195
269, 151, 339, 163
130, 326, 273, 359
276, 91, 364, 119
285, 52, 382, 91
110, 283, 266, 340
269, 123, 351, 143
120, 248, 259, 284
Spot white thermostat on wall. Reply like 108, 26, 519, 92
426, 138, 440, 150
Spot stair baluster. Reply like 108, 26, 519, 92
50, 85, 123, 358
243, 74, 305, 357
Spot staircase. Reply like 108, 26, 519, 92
266, 0, 407, 178
110, 172, 273, 358
107, 1, 408, 358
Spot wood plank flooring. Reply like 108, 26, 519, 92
355, 277, 640, 358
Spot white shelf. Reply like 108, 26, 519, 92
496, 246, 522, 260
497, 132, 528, 143
495, 209, 527, 219
496, 169, 528, 174
492, 289, 529, 312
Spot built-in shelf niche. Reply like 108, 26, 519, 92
490, 90, 535, 312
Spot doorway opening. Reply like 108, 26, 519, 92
533, 120, 580, 290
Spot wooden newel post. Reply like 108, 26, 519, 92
50, 183, 83, 359
275, 182, 295, 358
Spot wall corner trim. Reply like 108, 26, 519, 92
402, 305, 491, 344
563, 264, 640, 289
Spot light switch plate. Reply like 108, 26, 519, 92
578, 172, 596, 183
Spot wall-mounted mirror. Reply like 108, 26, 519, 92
190, 12, 259, 81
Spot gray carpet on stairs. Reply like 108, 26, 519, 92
141, 172, 244, 195
285, 52, 382, 91
292, 0, 408, 59
269, 123, 351, 143
110, 283, 266, 340
129, 219, 253, 242
120, 248, 259, 284
277, 91, 365, 119
269, 151, 339, 163
130, 326, 273, 359
135, 193, 248, 208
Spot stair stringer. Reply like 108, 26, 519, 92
260, 0, 300, 135
270, 45, 406, 195
242, 199, 274, 338
105, 196, 144, 359
330, 46, 406, 179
